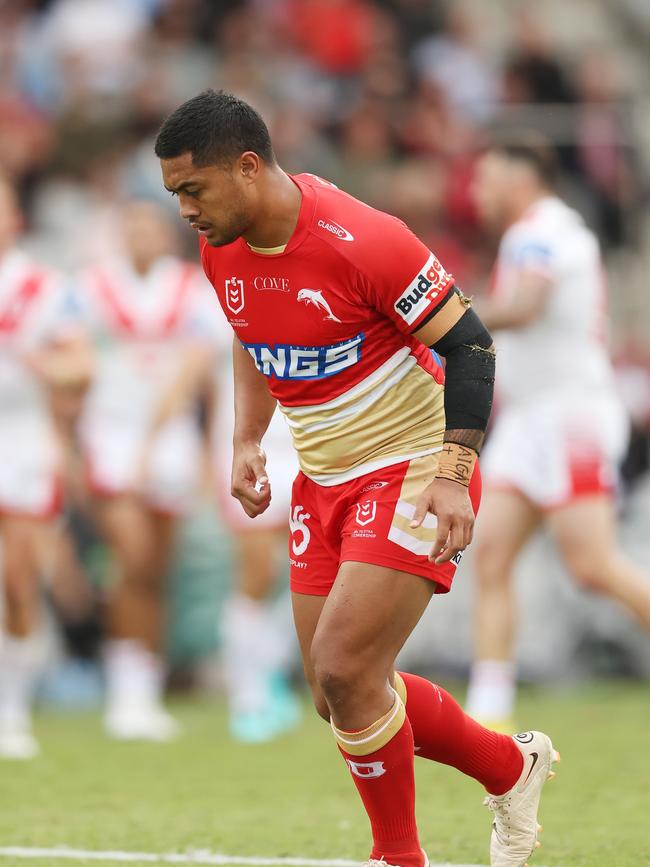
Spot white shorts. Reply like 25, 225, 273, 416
214, 420, 297, 532
83, 415, 201, 515
481, 391, 629, 509
0, 421, 61, 518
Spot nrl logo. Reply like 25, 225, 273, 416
297, 288, 341, 323
225, 277, 245, 314
355, 500, 376, 526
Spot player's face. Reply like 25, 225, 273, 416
121, 201, 176, 265
0, 179, 22, 252
472, 152, 512, 230
161, 153, 254, 247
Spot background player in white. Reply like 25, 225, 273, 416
77, 200, 211, 741
467, 138, 650, 728
210, 295, 300, 743
0, 173, 90, 759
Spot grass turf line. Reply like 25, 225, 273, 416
0, 683, 648, 867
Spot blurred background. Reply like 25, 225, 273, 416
1, 0, 650, 720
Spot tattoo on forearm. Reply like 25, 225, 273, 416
444, 428, 485, 454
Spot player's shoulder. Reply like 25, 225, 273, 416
294, 173, 425, 271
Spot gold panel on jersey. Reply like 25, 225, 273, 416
283, 362, 445, 483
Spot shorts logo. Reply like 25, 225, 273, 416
355, 501, 376, 526
359, 480, 389, 493
346, 759, 386, 779
394, 253, 451, 326
225, 277, 245, 314
317, 219, 354, 242
242, 333, 364, 380
297, 288, 342, 323
290, 505, 311, 556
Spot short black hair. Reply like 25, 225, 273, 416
489, 132, 559, 189
154, 89, 275, 167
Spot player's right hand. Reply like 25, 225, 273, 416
231, 441, 271, 518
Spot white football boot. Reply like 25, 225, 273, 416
484, 730, 560, 867
104, 705, 180, 742
0, 720, 39, 760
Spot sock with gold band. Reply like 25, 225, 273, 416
394, 672, 523, 795
435, 442, 477, 486
331, 690, 422, 866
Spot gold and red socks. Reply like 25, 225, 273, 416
331, 690, 423, 867
395, 671, 523, 795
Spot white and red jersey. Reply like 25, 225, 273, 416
77, 255, 209, 430
200, 173, 452, 486
0, 249, 75, 515
491, 196, 617, 406
0, 249, 74, 432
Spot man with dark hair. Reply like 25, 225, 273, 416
156, 90, 558, 867
467, 141, 650, 729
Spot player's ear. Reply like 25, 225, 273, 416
238, 151, 261, 183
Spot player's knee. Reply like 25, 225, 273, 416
565, 550, 608, 593
473, 535, 513, 588
310, 641, 361, 705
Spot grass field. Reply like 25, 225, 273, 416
1, 682, 648, 867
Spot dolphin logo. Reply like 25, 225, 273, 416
297, 288, 342, 323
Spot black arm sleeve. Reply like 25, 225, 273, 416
431, 307, 495, 437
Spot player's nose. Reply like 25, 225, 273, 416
178, 198, 200, 221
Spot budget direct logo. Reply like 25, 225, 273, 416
317, 219, 354, 241
394, 254, 451, 326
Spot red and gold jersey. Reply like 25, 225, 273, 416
201, 173, 454, 485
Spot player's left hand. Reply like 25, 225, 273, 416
410, 477, 475, 564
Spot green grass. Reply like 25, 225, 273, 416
0, 683, 649, 867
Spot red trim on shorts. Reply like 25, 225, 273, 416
340, 551, 454, 593
0, 475, 63, 521
84, 459, 183, 517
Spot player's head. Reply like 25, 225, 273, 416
473, 133, 559, 229
120, 199, 178, 269
155, 89, 276, 247
0, 172, 23, 254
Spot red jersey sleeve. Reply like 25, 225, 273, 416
356, 215, 455, 334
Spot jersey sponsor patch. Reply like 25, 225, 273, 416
393, 253, 451, 326
317, 219, 354, 241
242, 332, 364, 380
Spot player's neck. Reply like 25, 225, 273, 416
131, 256, 157, 277
510, 187, 552, 223
243, 168, 302, 250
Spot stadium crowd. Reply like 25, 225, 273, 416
0, 0, 649, 756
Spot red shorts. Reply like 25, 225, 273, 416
289, 453, 482, 596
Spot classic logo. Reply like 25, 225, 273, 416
346, 760, 386, 779
290, 505, 311, 556
253, 276, 290, 292
297, 288, 342, 323
242, 332, 364, 380
317, 219, 354, 242
359, 480, 389, 494
451, 550, 464, 566
225, 277, 245, 314
393, 253, 451, 326
355, 501, 377, 526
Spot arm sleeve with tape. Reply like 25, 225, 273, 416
431, 307, 495, 446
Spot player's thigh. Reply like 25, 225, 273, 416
0, 516, 43, 599
94, 496, 157, 576
233, 527, 288, 600
311, 561, 435, 686
546, 494, 616, 585
473, 488, 541, 579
